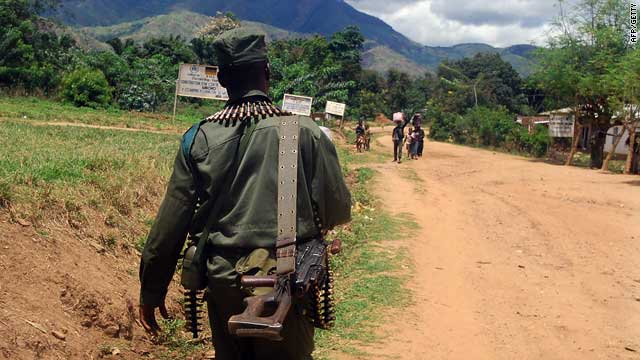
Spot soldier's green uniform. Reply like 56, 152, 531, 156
139, 29, 352, 360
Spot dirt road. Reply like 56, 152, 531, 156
364, 133, 640, 359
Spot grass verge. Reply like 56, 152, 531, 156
0, 120, 179, 249
314, 148, 414, 359
0, 105, 413, 359
0, 96, 216, 133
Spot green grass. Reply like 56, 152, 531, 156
0, 119, 179, 248
314, 160, 414, 358
156, 319, 209, 359
336, 133, 388, 170
571, 152, 626, 173
0, 99, 414, 359
0, 96, 220, 132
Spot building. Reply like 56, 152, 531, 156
604, 106, 640, 155
516, 115, 549, 133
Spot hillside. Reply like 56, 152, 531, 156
56, 0, 537, 76
362, 45, 430, 76
421, 43, 538, 76
81, 11, 305, 44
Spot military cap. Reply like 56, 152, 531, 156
213, 28, 268, 67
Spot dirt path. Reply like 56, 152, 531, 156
363, 132, 640, 359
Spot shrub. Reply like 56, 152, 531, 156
429, 110, 460, 142
61, 68, 111, 108
507, 124, 550, 157
117, 55, 175, 111
467, 106, 516, 147
431, 106, 517, 147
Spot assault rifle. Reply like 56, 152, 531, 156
228, 238, 341, 340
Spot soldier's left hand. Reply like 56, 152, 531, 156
139, 303, 171, 336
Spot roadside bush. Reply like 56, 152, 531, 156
61, 68, 111, 108
508, 124, 550, 157
431, 106, 517, 147
466, 106, 516, 147
429, 106, 549, 157
118, 55, 176, 111
429, 111, 460, 142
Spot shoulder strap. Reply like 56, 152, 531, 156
182, 122, 202, 161
276, 116, 300, 275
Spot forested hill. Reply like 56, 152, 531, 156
55, 0, 537, 76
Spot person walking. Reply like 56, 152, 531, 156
405, 127, 414, 158
409, 130, 419, 160
364, 123, 371, 151
392, 113, 410, 163
138, 28, 352, 360
414, 125, 425, 158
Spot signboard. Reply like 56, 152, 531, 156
177, 64, 229, 100
325, 101, 346, 117
282, 94, 313, 116
549, 114, 574, 137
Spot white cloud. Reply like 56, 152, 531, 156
346, 0, 561, 46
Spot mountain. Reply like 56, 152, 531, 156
55, 0, 537, 76
81, 11, 305, 43
419, 43, 538, 77
362, 45, 429, 76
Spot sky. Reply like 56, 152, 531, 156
345, 0, 564, 47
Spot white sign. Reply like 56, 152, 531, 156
177, 64, 229, 101
282, 94, 313, 116
549, 114, 574, 137
325, 101, 346, 117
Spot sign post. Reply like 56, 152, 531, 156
282, 94, 313, 116
549, 114, 574, 138
172, 79, 179, 121
325, 100, 346, 129
173, 64, 230, 120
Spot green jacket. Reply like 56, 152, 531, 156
139, 96, 352, 306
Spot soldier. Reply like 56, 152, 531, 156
138, 28, 352, 360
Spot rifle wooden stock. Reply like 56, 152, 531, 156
227, 290, 291, 341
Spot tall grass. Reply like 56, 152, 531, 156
0, 120, 179, 247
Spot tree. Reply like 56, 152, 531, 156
142, 35, 196, 64
386, 69, 412, 113
0, 0, 74, 92
436, 53, 525, 114
268, 27, 363, 116
328, 25, 364, 82
107, 37, 124, 55
190, 37, 218, 64
532, 0, 632, 166
78, 50, 130, 102
604, 48, 640, 174
117, 54, 176, 111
